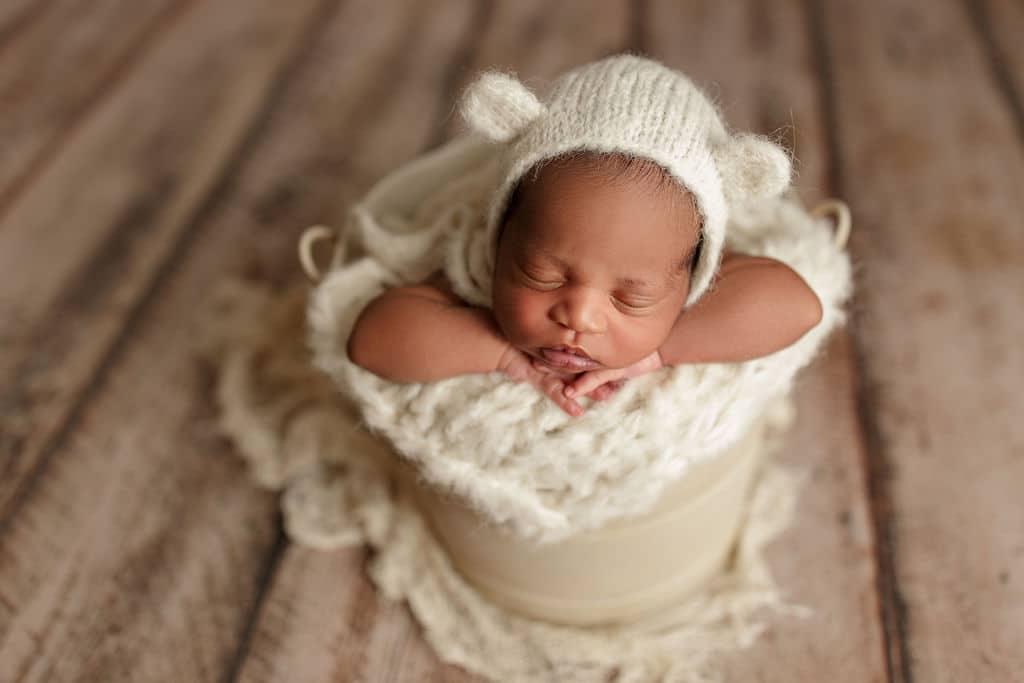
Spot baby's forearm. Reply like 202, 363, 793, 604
347, 284, 508, 382
658, 256, 823, 365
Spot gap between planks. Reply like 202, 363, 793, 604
0, 0, 54, 54
964, 0, 1024, 148
0, 0, 196, 222
804, 2, 913, 681
0, 0, 342, 536
220, 1, 496, 680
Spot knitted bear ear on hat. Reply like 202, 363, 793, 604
712, 133, 792, 204
459, 71, 547, 143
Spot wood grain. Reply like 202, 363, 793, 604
0, 1, 1019, 681
0, 0, 336, 680
643, 2, 887, 680
820, 0, 1024, 680
0, 0, 51, 50
973, 0, 1024, 141
231, 1, 488, 679
431, 0, 631, 142
0, 0, 325, 521
232, 1, 638, 681
0, 0, 183, 215
236, 548, 449, 683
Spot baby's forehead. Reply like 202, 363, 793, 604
511, 152, 697, 222
501, 153, 704, 274
526, 152, 682, 194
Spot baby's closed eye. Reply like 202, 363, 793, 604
521, 272, 564, 290
516, 262, 563, 286
611, 294, 657, 313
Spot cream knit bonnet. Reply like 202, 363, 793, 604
459, 54, 793, 308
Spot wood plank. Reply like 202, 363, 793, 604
974, 0, 1024, 137
0, 0, 484, 680
643, 2, 887, 680
0, 0, 338, 680
0, 0, 323, 518
431, 0, 632, 143
233, 2, 637, 681
821, 0, 1024, 680
236, 548, 449, 683
0, 0, 51, 48
234, 2, 487, 680
0, 0, 182, 214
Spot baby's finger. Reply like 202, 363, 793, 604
564, 370, 613, 399
591, 382, 618, 400
541, 375, 583, 417
560, 396, 584, 416
533, 362, 560, 375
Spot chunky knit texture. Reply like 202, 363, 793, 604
203, 277, 809, 681
306, 133, 853, 545
204, 56, 854, 679
457, 55, 793, 310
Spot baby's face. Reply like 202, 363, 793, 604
492, 157, 701, 376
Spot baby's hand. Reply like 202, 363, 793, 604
563, 350, 665, 402
497, 345, 584, 417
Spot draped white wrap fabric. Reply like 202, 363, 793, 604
307, 135, 853, 544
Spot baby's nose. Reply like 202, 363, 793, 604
551, 289, 607, 334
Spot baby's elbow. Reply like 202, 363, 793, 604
772, 266, 823, 343
347, 301, 388, 374
804, 289, 824, 331
346, 316, 375, 370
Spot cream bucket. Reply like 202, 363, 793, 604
392, 412, 768, 627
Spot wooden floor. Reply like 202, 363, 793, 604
1, 1, 1022, 681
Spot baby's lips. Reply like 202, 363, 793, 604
539, 347, 601, 371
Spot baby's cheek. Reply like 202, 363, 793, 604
612, 319, 669, 364
497, 291, 546, 341
515, 297, 549, 337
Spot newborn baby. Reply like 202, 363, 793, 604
346, 56, 823, 416
347, 150, 821, 416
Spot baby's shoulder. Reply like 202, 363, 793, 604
417, 270, 465, 306
718, 249, 777, 273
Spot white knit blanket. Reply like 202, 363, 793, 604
308, 135, 853, 544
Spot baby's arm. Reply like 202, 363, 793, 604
657, 253, 823, 365
346, 274, 507, 382
347, 273, 584, 415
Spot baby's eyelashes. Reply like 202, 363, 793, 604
610, 294, 660, 315
522, 273, 564, 290
612, 295, 655, 308
516, 263, 563, 287
514, 261, 665, 314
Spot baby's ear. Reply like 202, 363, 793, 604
712, 133, 792, 203
459, 71, 546, 143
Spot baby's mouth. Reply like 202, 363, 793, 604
537, 345, 601, 371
